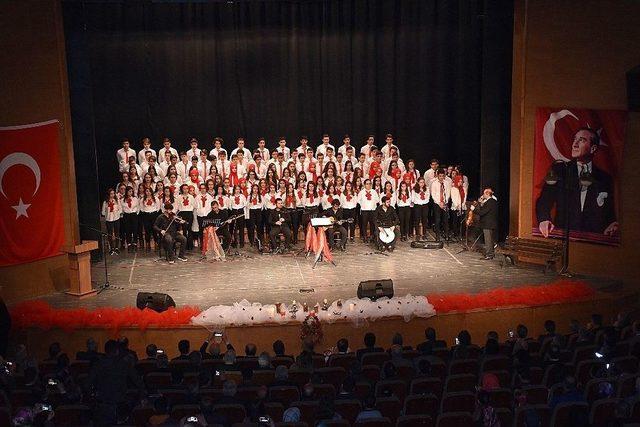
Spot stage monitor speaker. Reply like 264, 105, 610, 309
357, 279, 394, 301
410, 240, 444, 249
627, 65, 640, 112
136, 292, 176, 313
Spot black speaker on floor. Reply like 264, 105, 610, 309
357, 279, 394, 301
136, 292, 176, 313
627, 65, 640, 112
410, 240, 444, 249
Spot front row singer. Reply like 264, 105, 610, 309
470, 186, 498, 260
153, 203, 188, 264
375, 196, 400, 252
269, 198, 292, 251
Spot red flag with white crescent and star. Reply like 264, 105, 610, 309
0, 120, 65, 266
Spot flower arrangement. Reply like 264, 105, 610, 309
300, 312, 323, 344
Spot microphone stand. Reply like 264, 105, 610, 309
79, 223, 123, 294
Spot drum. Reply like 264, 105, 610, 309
378, 226, 396, 245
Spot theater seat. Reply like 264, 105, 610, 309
403, 394, 438, 416
440, 392, 475, 414
53, 404, 92, 426
355, 416, 393, 427
396, 414, 434, 427
549, 401, 589, 427
589, 398, 619, 427
435, 412, 473, 427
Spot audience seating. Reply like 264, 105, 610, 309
434, 411, 473, 427
589, 398, 620, 427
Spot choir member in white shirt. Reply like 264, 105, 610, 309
138, 137, 156, 165
343, 146, 358, 171
342, 161, 356, 186
197, 150, 212, 179
273, 152, 288, 180
121, 186, 140, 250
139, 187, 160, 251
211, 137, 227, 160
228, 185, 247, 248
216, 151, 231, 180
396, 181, 413, 241
185, 138, 201, 159
315, 134, 335, 158
380, 134, 400, 159
412, 177, 430, 240
302, 181, 320, 230
175, 152, 191, 181
340, 181, 358, 242
102, 188, 123, 255
248, 154, 266, 179
383, 150, 405, 175
276, 138, 291, 161
449, 168, 468, 238
360, 135, 376, 158
165, 173, 181, 197
177, 184, 196, 250
384, 160, 403, 191
321, 183, 338, 211
430, 169, 452, 241
160, 186, 175, 210
358, 179, 380, 243
116, 139, 136, 173
337, 134, 353, 156
403, 159, 420, 188
255, 138, 270, 162
295, 136, 311, 157
158, 138, 178, 162
424, 158, 440, 184
245, 184, 264, 246
381, 181, 397, 208
195, 183, 214, 248
230, 137, 252, 159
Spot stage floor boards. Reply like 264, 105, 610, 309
37, 239, 618, 311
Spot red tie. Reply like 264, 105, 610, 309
440, 182, 445, 205
346, 194, 352, 202
218, 197, 224, 206
328, 195, 333, 203
126, 198, 132, 208
183, 196, 189, 206
201, 196, 207, 207
234, 196, 240, 205
310, 195, 314, 203
402, 195, 407, 202
420, 191, 425, 200
366, 191, 372, 201
298, 190, 303, 199
270, 196, 276, 204
108, 201, 115, 212
170, 185, 175, 194
146, 199, 153, 206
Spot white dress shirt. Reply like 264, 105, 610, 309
358, 189, 380, 211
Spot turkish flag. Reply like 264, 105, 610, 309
0, 120, 65, 266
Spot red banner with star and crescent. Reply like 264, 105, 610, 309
0, 120, 65, 266
532, 108, 627, 246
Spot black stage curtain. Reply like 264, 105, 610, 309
64, 0, 512, 239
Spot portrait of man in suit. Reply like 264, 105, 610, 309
535, 127, 619, 238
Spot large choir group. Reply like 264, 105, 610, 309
101, 134, 471, 259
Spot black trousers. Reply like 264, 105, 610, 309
178, 211, 194, 250
140, 212, 159, 244
216, 225, 232, 250
122, 213, 138, 246
302, 206, 319, 230
483, 228, 495, 256
397, 206, 411, 238
412, 204, 429, 237
229, 208, 245, 247
433, 205, 449, 240
361, 210, 376, 241
246, 209, 263, 244
105, 220, 120, 249
342, 208, 356, 239
329, 225, 348, 249
197, 215, 207, 246
162, 232, 187, 261
270, 225, 292, 247
289, 208, 302, 243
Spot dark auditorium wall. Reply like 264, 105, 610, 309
510, 0, 640, 282
0, 0, 80, 302
63, 0, 514, 238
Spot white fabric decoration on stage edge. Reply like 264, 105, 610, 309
191, 294, 436, 328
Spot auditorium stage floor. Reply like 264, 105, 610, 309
37, 239, 620, 311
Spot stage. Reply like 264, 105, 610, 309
38, 239, 619, 311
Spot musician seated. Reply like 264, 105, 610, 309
203, 201, 232, 251
268, 198, 292, 251
153, 203, 188, 264
324, 199, 347, 251
374, 196, 400, 252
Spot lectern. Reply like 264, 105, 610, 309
64, 240, 99, 297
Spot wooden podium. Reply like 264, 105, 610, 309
65, 240, 99, 297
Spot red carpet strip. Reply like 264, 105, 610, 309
427, 280, 595, 313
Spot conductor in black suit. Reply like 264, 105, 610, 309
268, 198, 292, 249
471, 186, 498, 260
535, 128, 618, 237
